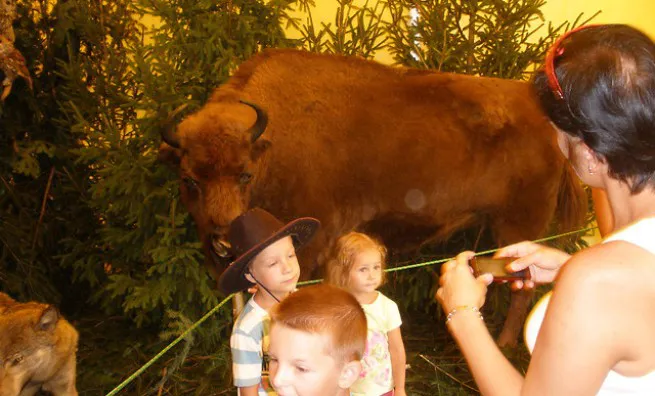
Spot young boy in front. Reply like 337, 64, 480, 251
268, 283, 368, 396
218, 208, 320, 396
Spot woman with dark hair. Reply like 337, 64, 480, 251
436, 24, 655, 395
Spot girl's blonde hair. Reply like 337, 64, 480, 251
325, 231, 387, 288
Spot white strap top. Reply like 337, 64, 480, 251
524, 218, 655, 395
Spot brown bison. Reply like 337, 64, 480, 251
158, 49, 587, 346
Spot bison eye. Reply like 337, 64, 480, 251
12, 355, 23, 366
183, 177, 199, 190
239, 172, 253, 185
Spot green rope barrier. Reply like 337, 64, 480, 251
105, 225, 597, 395
385, 225, 599, 273
105, 294, 234, 396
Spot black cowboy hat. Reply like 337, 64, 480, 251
218, 208, 320, 295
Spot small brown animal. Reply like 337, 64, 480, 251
0, 292, 78, 396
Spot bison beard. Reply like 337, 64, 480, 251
158, 49, 587, 347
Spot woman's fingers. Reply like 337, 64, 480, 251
441, 259, 455, 275
442, 251, 476, 276
510, 279, 536, 291
455, 251, 476, 267
506, 251, 540, 272
494, 240, 540, 259
510, 280, 524, 291
477, 273, 493, 286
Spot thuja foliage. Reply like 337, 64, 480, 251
60, 0, 300, 328
0, 0, 109, 306
384, 0, 598, 78
1, 0, 301, 393
295, 0, 389, 57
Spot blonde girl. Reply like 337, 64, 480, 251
326, 232, 406, 396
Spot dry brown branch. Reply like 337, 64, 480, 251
419, 354, 479, 394
32, 166, 55, 249
157, 367, 167, 396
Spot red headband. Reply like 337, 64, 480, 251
545, 24, 601, 100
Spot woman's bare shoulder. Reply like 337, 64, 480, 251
558, 240, 655, 284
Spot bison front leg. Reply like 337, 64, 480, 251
496, 289, 534, 348
491, 182, 560, 347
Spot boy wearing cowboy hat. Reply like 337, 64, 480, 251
219, 208, 320, 396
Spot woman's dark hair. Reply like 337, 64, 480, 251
533, 24, 655, 193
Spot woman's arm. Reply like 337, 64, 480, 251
438, 249, 623, 396
437, 252, 525, 395
446, 310, 524, 395
388, 327, 406, 395
450, 255, 615, 396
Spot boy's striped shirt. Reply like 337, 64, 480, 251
230, 296, 276, 395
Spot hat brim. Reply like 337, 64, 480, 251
218, 217, 320, 295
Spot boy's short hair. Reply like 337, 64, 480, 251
325, 231, 387, 288
270, 284, 367, 364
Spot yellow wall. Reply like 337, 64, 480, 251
288, 0, 655, 65
541, 0, 655, 40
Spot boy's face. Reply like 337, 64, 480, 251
269, 324, 360, 396
247, 236, 300, 295
348, 248, 382, 294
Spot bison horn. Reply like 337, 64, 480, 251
240, 100, 268, 143
159, 103, 188, 149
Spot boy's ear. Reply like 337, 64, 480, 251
244, 270, 255, 284
338, 360, 362, 389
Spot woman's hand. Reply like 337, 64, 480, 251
494, 241, 571, 289
436, 251, 493, 315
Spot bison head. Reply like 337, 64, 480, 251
158, 100, 270, 279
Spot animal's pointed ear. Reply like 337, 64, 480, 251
158, 142, 182, 167
251, 139, 271, 162
36, 306, 59, 332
